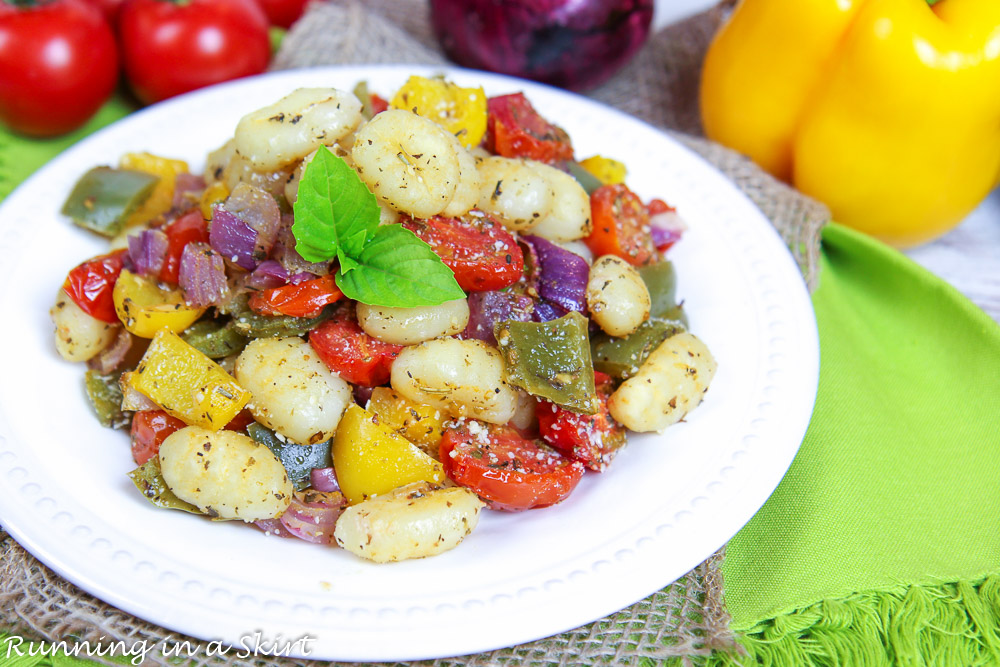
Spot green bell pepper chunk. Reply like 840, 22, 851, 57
247, 423, 332, 491
181, 318, 249, 359
61, 167, 159, 237
128, 458, 201, 514
565, 161, 603, 195
591, 317, 686, 380
495, 311, 599, 414
84, 370, 130, 430
639, 260, 689, 326
223, 294, 333, 339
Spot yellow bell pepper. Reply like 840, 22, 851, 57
579, 155, 628, 185
390, 75, 487, 148
332, 404, 445, 505
118, 152, 189, 227
126, 329, 251, 430
701, 0, 1000, 247
367, 386, 446, 458
113, 269, 205, 338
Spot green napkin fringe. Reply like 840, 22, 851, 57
702, 574, 1000, 666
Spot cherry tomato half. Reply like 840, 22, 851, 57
159, 210, 210, 284
119, 0, 270, 106
248, 274, 344, 318
485, 93, 574, 164
62, 250, 128, 324
537, 372, 625, 472
401, 211, 524, 292
0, 0, 118, 137
308, 307, 403, 387
440, 424, 585, 512
130, 410, 185, 465
586, 183, 656, 266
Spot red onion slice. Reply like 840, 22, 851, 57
179, 242, 229, 307
309, 467, 341, 493
278, 490, 347, 545
463, 290, 535, 345
649, 210, 687, 252
172, 172, 206, 210
209, 207, 258, 270
272, 218, 330, 276
254, 518, 297, 539
87, 327, 133, 375
523, 234, 589, 316
127, 228, 168, 277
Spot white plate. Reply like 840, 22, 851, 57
0, 65, 817, 661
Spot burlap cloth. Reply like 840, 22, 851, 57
0, 2, 829, 664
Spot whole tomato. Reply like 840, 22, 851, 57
119, 0, 270, 106
255, 0, 309, 28
0, 0, 119, 137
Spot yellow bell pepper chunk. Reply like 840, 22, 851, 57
579, 155, 628, 185
119, 152, 189, 227
367, 387, 445, 458
390, 75, 487, 148
127, 329, 251, 430
199, 181, 229, 221
701, 0, 1000, 247
113, 269, 205, 338
332, 404, 445, 505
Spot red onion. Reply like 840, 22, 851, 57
278, 490, 347, 545
523, 234, 589, 316
171, 172, 206, 210
246, 260, 317, 290
127, 228, 168, 277
210, 183, 280, 270
179, 242, 229, 307
272, 216, 330, 276
431, 0, 653, 92
309, 467, 341, 493
254, 518, 297, 539
352, 384, 375, 407
87, 327, 133, 374
650, 209, 687, 252
463, 290, 535, 345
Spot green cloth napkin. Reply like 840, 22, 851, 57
710, 223, 1000, 665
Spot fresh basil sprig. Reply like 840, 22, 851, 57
291, 146, 464, 307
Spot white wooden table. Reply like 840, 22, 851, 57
655, 0, 1000, 323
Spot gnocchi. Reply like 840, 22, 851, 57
334, 481, 483, 562
391, 338, 518, 424
608, 333, 718, 432
357, 298, 469, 345
586, 255, 651, 337
159, 426, 293, 521
50, 291, 119, 363
234, 337, 352, 445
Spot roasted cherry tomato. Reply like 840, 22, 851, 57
62, 250, 128, 324
254, 0, 309, 28
537, 372, 625, 472
248, 274, 343, 318
440, 423, 585, 512
370, 92, 389, 116
485, 93, 574, 164
118, 0, 270, 105
308, 307, 404, 387
401, 211, 524, 292
224, 408, 256, 433
159, 210, 209, 284
130, 410, 185, 466
0, 0, 119, 137
586, 183, 656, 266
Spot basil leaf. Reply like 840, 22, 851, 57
291, 146, 380, 267
335, 224, 465, 307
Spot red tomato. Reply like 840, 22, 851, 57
485, 93, 574, 164
537, 372, 625, 472
401, 212, 524, 292
308, 308, 403, 387
62, 250, 127, 323
248, 274, 344, 318
83, 0, 124, 23
254, 0, 309, 28
370, 92, 389, 115
586, 183, 656, 266
224, 408, 256, 432
0, 0, 118, 137
118, 0, 270, 106
130, 410, 185, 465
440, 424, 585, 512
159, 211, 209, 284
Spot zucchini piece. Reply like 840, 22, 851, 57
247, 422, 332, 491
128, 458, 201, 514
